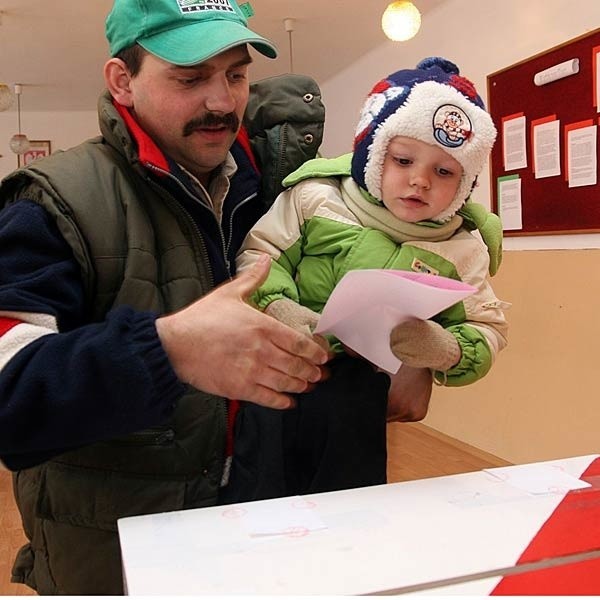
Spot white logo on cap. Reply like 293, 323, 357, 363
177, 0, 235, 14
432, 104, 472, 148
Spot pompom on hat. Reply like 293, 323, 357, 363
351, 57, 497, 222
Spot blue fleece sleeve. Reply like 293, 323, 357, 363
0, 201, 185, 468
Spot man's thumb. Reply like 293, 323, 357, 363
234, 253, 271, 299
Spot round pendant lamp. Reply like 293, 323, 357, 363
382, 1, 422, 42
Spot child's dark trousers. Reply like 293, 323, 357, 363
221, 355, 390, 503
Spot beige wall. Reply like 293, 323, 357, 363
425, 249, 600, 463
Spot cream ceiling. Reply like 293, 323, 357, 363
0, 0, 446, 112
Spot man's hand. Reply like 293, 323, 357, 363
390, 319, 460, 371
156, 254, 330, 410
386, 365, 432, 422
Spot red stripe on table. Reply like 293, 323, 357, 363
0, 317, 22, 336
492, 457, 600, 595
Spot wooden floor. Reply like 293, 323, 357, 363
0, 422, 509, 596
1, 470, 35, 596
386, 422, 511, 482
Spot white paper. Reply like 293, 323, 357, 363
498, 177, 522, 231
503, 115, 527, 171
567, 124, 597, 188
484, 464, 591, 495
533, 119, 561, 178
314, 269, 476, 373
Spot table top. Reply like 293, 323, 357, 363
118, 453, 600, 595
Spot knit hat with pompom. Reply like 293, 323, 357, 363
351, 57, 497, 222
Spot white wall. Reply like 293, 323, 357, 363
319, 0, 600, 251
0, 110, 98, 180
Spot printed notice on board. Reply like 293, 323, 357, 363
567, 124, 597, 188
497, 175, 522, 231
533, 119, 561, 179
502, 114, 527, 171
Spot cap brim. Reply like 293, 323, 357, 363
138, 20, 277, 66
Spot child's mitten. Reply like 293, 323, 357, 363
390, 319, 460, 371
264, 298, 320, 336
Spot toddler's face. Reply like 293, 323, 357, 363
380, 136, 462, 223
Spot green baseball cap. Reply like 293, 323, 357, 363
106, 0, 278, 65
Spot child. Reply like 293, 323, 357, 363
224, 57, 508, 502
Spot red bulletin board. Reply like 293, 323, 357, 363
488, 28, 600, 236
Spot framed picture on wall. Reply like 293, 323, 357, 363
17, 139, 52, 167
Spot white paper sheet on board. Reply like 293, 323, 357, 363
503, 114, 528, 171
567, 124, 597, 188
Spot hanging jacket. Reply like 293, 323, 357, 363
238, 155, 509, 387
0, 75, 324, 595
244, 73, 325, 209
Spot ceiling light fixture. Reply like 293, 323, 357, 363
382, 1, 421, 42
284, 18, 295, 73
9, 84, 30, 155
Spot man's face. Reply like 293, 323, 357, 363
127, 45, 251, 184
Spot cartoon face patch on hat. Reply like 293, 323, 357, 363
432, 104, 472, 148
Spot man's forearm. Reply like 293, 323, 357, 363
0, 307, 182, 468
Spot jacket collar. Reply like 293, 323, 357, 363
112, 99, 170, 173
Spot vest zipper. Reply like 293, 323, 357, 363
225, 191, 258, 259
144, 162, 230, 276
143, 162, 228, 475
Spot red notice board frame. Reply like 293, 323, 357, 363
488, 28, 600, 236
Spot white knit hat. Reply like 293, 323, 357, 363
351, 57, 497, 222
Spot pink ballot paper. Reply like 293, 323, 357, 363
313, 269, 477, 374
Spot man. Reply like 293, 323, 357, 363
0, 0, 431, 594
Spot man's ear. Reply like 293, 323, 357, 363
104, 58, 134, 107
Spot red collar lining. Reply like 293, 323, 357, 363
235, 126, 260, 174
112, 100, 170, 173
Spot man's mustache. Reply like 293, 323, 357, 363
183, 112, 240, 137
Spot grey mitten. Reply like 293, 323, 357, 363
264, 298, 320, 336
390, 319, 461, 371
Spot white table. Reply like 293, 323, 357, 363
118, 454, 600, 595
